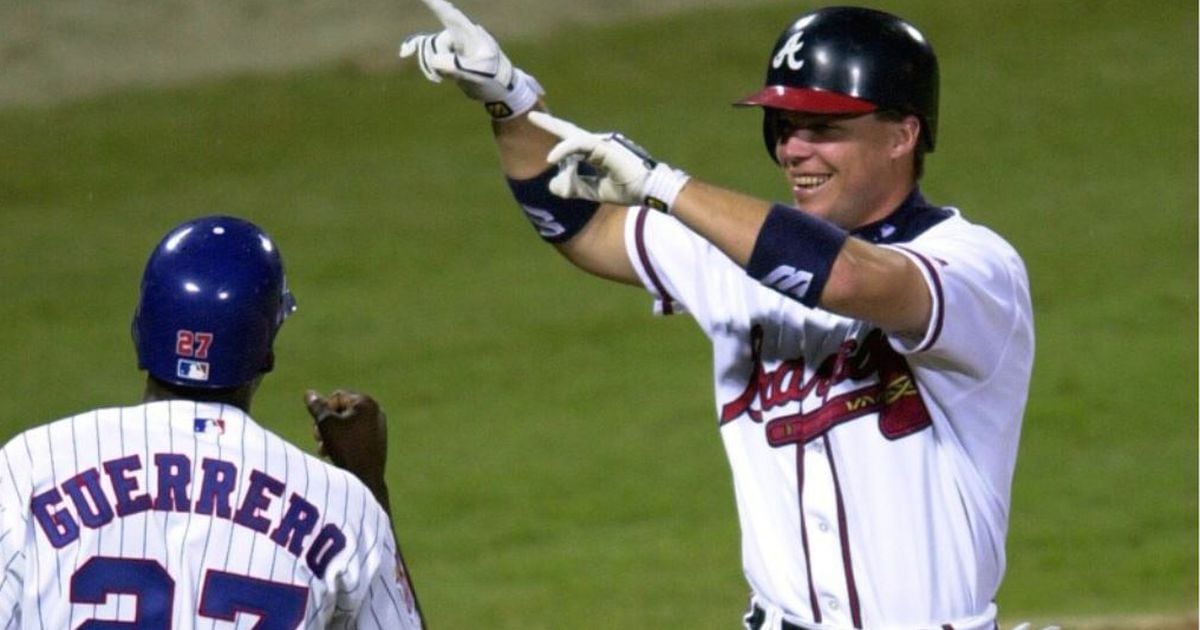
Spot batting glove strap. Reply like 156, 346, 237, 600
485, 68, 544, 120
641, 162, 690, 213
746, 204, 848, 307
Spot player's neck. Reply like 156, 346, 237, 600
142, 377, 255, 413
858, 183, 919, 228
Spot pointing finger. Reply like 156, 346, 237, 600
420, 0, 476, 33
527, 111, 588, 141
399, 34, 422, 59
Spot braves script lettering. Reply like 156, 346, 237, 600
720, 325, 930, 445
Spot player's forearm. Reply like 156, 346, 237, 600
495, 105, 641, 284
365, 478, 394, 521
669, 178, 773, 267
492, 103, 560, 179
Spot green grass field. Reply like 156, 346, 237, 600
1, 0, 1195, 627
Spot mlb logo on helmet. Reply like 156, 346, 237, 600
177, 359, 210, 381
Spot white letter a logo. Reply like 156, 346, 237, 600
772, 32, 806, 71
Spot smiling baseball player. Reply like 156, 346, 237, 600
0, 216, 423, 629
401, 1, 1034, 629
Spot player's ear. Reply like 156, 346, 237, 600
262, 350, 276, 374
887, 114, 921, 159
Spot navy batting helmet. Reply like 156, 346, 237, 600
736, 6, 939, 161
132, 216, 297, 389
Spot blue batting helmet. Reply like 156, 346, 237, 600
737, 6, 940, 160
132, 216, 297, 389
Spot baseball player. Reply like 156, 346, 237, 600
0, 216, 424, 629
402, 2, 1034, 629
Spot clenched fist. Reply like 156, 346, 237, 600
305, 389, 389, 508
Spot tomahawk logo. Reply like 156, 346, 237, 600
772, 31, 806, 71
761, 265, 814, 300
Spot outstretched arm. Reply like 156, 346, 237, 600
525, 112, 933, 336
669, 180, 931, 335
401, 0, 638, 285
398, 1, 930, 335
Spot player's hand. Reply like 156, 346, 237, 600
527, 111, 691, 213
399, 0, 543, 119
305, 389, 388, 485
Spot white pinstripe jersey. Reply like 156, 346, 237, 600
0, 399, 423, 630
623, 190, 1034, 630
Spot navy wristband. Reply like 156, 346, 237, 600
746, 204, 848, 307
507, 165, 601, 243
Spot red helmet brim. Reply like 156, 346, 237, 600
735, 86, 877, 114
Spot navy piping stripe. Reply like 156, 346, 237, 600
634, 208, 676, 315
895, 245, 946, 352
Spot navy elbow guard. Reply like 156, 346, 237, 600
746, 204, 848, 307
508, 165, 600, 243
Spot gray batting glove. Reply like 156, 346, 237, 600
399, 0, 543, 120
527, 111, 691, 213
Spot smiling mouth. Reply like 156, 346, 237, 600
793, 174, 832, 191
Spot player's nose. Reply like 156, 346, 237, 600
775, 131, 816, 163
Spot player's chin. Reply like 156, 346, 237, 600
791, 184, 830, 211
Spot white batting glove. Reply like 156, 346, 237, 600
527, 111, 690, 213
399, 0, 543, 120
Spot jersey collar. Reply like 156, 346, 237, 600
850, 188, 953, 245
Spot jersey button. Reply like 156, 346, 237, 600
827, 599, 841, 611
817, 520, 830, 533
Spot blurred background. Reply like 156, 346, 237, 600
1, 1, 1195, 628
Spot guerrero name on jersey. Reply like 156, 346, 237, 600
0, 400, 422, 630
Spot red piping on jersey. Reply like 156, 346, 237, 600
796, 445, 823, 623
894, 246, 945, 352
634, 208, 676, 315
825, 434, 863, 628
